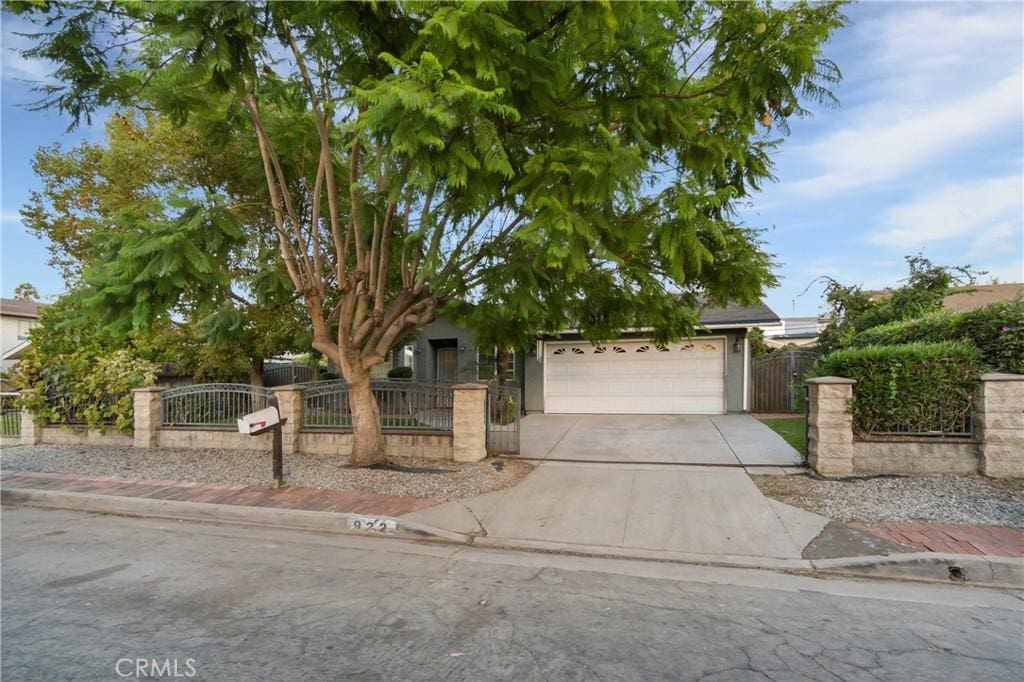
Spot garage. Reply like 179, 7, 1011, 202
543, 338, 726, 414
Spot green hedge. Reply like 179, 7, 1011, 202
387, 365, 414, 379
810, 341, 984, 435
851, 299, 1024, 374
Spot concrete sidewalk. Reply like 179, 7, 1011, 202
405, 461, 827, 562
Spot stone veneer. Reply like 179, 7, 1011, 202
37, 425, 133, 448
297, 431, 453, 460
452, 383, 488, 462
975, 373, 1024, 478
21, 410, 132, 448
806, 373, 1023, 478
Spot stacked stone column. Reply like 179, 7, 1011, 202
976, 373, 1024, 478
272, 385, 304, 456
131, 387, 163, 448
452, 383, 488, 462
19, 407, 41, 446
805, 376, 856, 476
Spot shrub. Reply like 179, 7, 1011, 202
809, 341, 984, 435
387, 365, 414, 379
851, 299, 1024, 374
14, 347, 158, 433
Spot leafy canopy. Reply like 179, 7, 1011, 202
21, 110, 311, 379
9, 0, 848, 365
816, 255, 981, 354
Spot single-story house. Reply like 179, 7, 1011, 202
391, 301, 780, 415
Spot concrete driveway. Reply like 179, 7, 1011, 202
519, 413, 802, 466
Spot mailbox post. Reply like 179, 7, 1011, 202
238, 398, 287, 488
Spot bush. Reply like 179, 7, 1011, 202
14, 347, 158, 433
851, 299, 1024, 374
387, 365, 414, 379
809, 341, 984, 435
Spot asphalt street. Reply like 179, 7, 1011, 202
2, 506, 1022, 681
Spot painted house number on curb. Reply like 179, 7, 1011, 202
348, 517, 397, 533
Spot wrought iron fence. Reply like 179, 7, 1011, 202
862, 404, 975, 439
41, 392, 115, 426
263, 363, 323, 387
486, 384, 521, 454
302, 380, 453, 433
0, 392, 20, 437
161, 384, 274, 428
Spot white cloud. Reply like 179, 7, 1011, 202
1, 17, 57, 83
788, 70, 1022, 196
871, 174, 1024, 250
781, 3, 1023, 198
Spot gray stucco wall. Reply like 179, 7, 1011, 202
399, 317, 526, 386
523, 329, 750, 414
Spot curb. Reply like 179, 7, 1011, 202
4, 487, 1020, 589
1, 487, 474, 545
811, 552, 1024, 590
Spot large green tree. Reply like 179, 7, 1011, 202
22, 111, 310, 384
11, 0, 847, 464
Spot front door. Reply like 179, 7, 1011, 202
435, 347, 458, 383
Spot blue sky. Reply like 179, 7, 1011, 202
2, 2, 1022, 317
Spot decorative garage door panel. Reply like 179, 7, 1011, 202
544, 339, 726, 414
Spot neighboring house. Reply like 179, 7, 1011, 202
761, 316, 829, 349
393, 301, 780, 415
941, 283, 1023, 313
1, 298, 42, 374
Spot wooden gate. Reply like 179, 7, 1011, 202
751, 351, 819, 413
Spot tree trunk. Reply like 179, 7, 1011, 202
346, 370, 385, 466
248, 359, 264, 387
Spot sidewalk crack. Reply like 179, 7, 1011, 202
620, 471, 637, 545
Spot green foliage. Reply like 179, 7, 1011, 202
10, 0, 848, 351
810, 342, 984, 435
816, 256, 980, 354
851, 300, 1024, 374
11, 296, 158, 432
387, 365, 414, 379
14, 345, 157, 434
748, 328, 773, 358
20, 109, 311, 376
13, 283, 40, 301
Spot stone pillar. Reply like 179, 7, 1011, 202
273, 385, 304, 456
805, 376, 856, 476
132, 387, 163, 449
20, 405, 41, 446
976, 373, 1024, 479
452, 383, 488, 463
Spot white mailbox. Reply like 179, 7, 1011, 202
237, 406, 280, 435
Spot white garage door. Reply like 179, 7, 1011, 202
544, 339, 726, 414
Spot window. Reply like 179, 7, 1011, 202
478, 347, 516, 381
397, 344, 416, 372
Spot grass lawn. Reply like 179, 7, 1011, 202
758, 417, 805, 453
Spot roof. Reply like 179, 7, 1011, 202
942, 283, 1023, 313
699, 301, 780, 326
0, 298, 42, 319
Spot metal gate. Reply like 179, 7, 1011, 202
486, 385, 520, 454
751, 351, 819, 413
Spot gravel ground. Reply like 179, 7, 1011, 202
753, 473, 1024, 528
0, 444, 531, 501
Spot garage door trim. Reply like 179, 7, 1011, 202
541, 336, 727, 415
